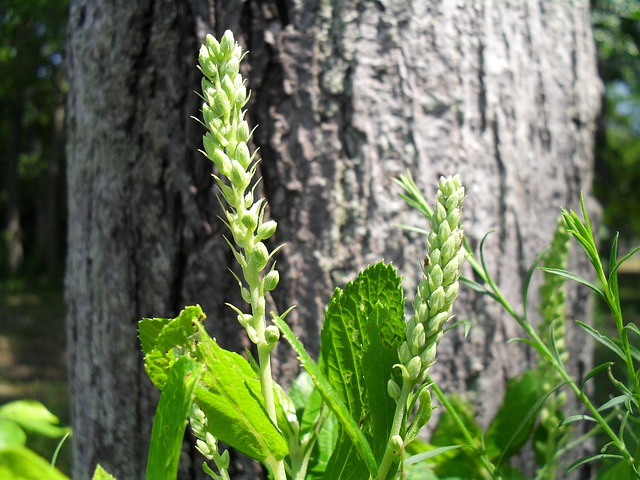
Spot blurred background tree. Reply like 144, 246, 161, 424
592, 0, 640, 242
0, 0, 68, 279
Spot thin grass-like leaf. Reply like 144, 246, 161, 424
576, 321, 626, 361
581, 362, 615, 389
560, 414, 597, 426
539, 268, 605, 299
566, 453, 623, 473
611, 243, 640, 277
598, 395, 630, 412
404, 445, 464, 466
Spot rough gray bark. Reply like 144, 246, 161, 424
66, 0, 601, 478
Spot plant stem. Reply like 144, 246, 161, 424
428, 379, 501, 480
377, 381, 412, 480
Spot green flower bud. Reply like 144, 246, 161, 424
257, 220, 278, 241
410, 322, 426, 355
406, 356, 422, 381
434, 202, 447, 224
241, 211, 257, 231
246, 325, 259, 344
241, 287, 251, 304
420, 346, 436, 369
387, 379, 401, 400
212, 91, 232, 123
205, 33, 220, 56
398, 341, 412, 365
220, 30, 236, 59
196, 439, 214, 460
446, 209, 461, 230
438, 220, 451, 245
236, 141, 251, 169
202, 78, 217, 106
229, 160, 248, 189
440, 235, 458, 264
212, 148, 232, 176
428, 264, 443, 291
430, 312, 450, 331
221, 74, 236, 102
237, 312, 252, 328
237, 120, 251, 143
198, 45, 217, 79
223, 57, 240, 78
443, 282, 459, 306
390, 435, 404, 456
253, 242, 270, 270
265, 324, 280, 348
428, 286, 445, 316
263, 270, 280, 292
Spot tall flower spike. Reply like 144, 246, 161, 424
398, 175, 466, 386
198, 31, 287, 480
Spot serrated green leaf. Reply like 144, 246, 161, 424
485, 370, 547, 465
0, 400, 70, 439
138, 317, 171, 356
146, 355, 203, 480
154, 305, 204, 352
0, 445, 70, 480
273, 314, 378, 478
320, 262, 404, 476
92, 463, 117, 480
194, 333, 288, 464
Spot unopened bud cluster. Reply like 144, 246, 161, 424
389, 176, 466, 397
199, 31, 280, 350
190, 403, 230, 472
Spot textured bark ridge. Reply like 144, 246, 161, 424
66, 1, 601, 478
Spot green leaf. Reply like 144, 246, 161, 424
566, 453, 624, 473
404, 445, 464, 466
92, 464, 117, 480
539, 268, 605, 299
320, 262, 404, 477
0, 418, 26, 448
576, 321, 626, 361
273, 314, 378, 478
146, 355, 203, 480
0, 400, 70, 439
611, 243, 640, 278
194, 332, 288, 464
581, 361, 615, 388
485, 370, 547, 465
0, 445, 70, 480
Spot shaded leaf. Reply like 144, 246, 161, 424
194, 333, 288, 464
146, 355, 203, 480
0, 445, 70, 480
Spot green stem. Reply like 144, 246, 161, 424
428, 379, 500, 480
377, 380, 412, 480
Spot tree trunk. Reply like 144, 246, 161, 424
66, 1, 601, 478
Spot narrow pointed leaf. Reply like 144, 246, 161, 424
404, 445, 464, 466
581, 361, 615, 388
146, 355, 203, 480
576, 321, 626, 361
539, 268, 605, 299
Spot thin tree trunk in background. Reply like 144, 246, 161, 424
66, 1, 601, 478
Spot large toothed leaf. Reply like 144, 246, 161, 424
273, 315, 378, 478
320, 261, 405, 478
194, 333, 288, 464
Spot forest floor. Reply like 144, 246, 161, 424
0, 277, 71, 473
